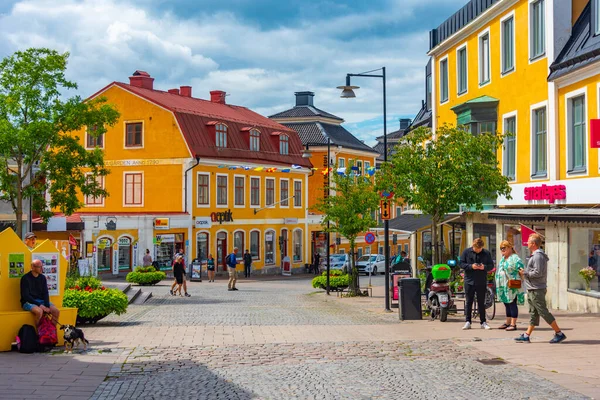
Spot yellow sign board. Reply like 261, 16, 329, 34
155, 218, 170, 230
380, 200, 391, 220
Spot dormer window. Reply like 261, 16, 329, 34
216, 123, 227, 148
250, 129, 260, 151
279, 134, 289, 155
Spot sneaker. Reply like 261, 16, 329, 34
481, 322, 491, 330
228, 288, 234, 291
232, 288, 239, 291
515, 333, 530, 343
462, 322, 471, 330
549, 332, 567, 344
169, 290, 173, 296
185, 293, 191, 297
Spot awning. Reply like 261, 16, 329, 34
483, 208, 600, 224
32, 213, 84, 231
384, 214, 433, 233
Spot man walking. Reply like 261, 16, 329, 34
243, 249, 252, 278
312, 252, 320, 275
515, 233, 566, 343
227, 247, 239, 291
460, 238, 494, 330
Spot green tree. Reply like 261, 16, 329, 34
379, 125, 512, 265
0, 48, 119, 237
315, 161, 380, 295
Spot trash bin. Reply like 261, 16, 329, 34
398, 278, 422, 321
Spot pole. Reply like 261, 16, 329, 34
382, 67, 391, 312
326, 137, 331, 295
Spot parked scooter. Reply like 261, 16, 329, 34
426, 260, 456, 322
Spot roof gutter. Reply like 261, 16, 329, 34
184, 155, 201, 214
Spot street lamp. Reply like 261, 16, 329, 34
302, 138, 331, 295
337, 67, 391, 312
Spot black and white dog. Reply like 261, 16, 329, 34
60, 325, 89, 353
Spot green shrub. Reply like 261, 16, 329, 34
63, 287, 128, 319
312, 273, 350, 290
126, 269, 166, 285
322, 270, 343, 277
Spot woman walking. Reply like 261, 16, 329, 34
170, 255, 186, 296
496, 240, 524, 331
207, 254, 216, 282
142, 249, 152, 267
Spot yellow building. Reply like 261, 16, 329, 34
75, 71, 312, 275
427, 0, 600, 311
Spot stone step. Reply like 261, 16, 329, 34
126, 287, 141, 304
132, 291, 152, 305
103, 282, 131, 294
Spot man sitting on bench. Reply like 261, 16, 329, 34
20, 259, 60, 326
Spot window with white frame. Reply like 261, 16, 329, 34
568, 95, 586, 173
503, 116, 517, 180
338, 158, 345, 169
217, 175, 228, 205
250, 129, 260, 151
86, 126, 103, 149
293, 229, 302, 262
85, 174, 104, 206
234, 176, 245, 206
294, 180, 302, 207
250, 230, 260, 259
530, 0, 545, 60
479, 31, 490, 85
280, 134, 289, 155
216, 123, 227, 148
365, 161, 371, 173
266, 178, 275, 206
280, 179, 289, 207
356, 160, 363, 175
250, 177, 260, 206
501, 15, 515, 73
124, 173, 143, 205
440, 58, 449, 103
233, 231, 244, 258
197, 173, 209, 205
457, 46, 467, 94
196, 232, 209, 261
125, 122, 143, 147
265, 230, 275, 265
357, 248, 363, 258
532, 107, 547, 177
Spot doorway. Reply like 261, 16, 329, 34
97, 238, 112, 274
216, 232, 227, 272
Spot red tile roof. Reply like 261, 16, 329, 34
32, 213, 82, 223
96, 82, 312, 168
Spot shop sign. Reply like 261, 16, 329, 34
118, 237, 131, 246
524, 184, 566, 204
156, 234, 175, 244
195, 217, 212, 229
591, 119, 600, 148
154, 218, 170, 230
97, 239, 110, 250
266, 234, 273, 241
211, 210, 234, 224
284, 218, 298, 224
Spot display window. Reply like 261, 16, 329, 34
155, 233, 185, 271
569, 228, 600, 293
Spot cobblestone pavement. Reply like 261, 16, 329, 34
82, 276, 588, 399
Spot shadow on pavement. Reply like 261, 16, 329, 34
561, 340, 600, 345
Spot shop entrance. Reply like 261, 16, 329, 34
155, 233, 185, 271
216, 232, 227, 272
97, 238, 112, 274
117, 236, 133, 272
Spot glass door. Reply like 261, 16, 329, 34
216, 232, 227, 272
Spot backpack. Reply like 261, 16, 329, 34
17, 324, 39, 353
37, 315, 58, 347
225, 254, 233, 267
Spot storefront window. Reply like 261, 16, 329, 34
421, 231, 432, 263
250, 230, 260, 259
155, 233, 185, 271
234, 231, 244, 258
97, 238, 112, 272
474, 223, 497, 262
197, 232, 209, 262
265, 230, 275, 265
569, 228, 600, 292
293, 229, 302, 262
118, 237, 132, 271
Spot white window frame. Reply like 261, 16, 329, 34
249, 129, 260, 152
456, 42, 468, 96
502, 111, 518, 182
250, 176, 261, 207
500, 11, 516, 76
365, 161, 371, 173
249, 229, 261, 260
356, 160, 363, 176
529, 0, 546, 63
264, 229, 276, 265
439, 55, 449, 104
123, 120, 144, 149
293, 179, 302, 208
196, 172, 210, 208
265, 177, 275, 208
85, 126, 105, 150
565, 88, 589, 177
216, 123, 228, 148
233, 174, 246, 208
216, 173, 228, 208
279, 134, 289, 155
530, 101, 549, 180
84, 173, 105, 207
233, 229, 245, 259
338, 157, 345, 169
123, 171, 144, 207
280, 178, 289, 208
478, 27, 491, 87
292, 228, 303, 263
196, 231, 210, 261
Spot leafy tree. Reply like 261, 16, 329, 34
379, 125, 512, 265
0, 48, 119, 237
315, 161, 380, 295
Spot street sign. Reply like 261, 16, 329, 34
365, 232, 376, 244
380, 200, 391, 220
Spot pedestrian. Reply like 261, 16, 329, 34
495, 240, 524, 331
243, 249, 252, 278
170, 255, 187, 296
142, 249, 152, 267
172, 248, 190, 297
312, 252, 320, 275
226, 247, 239, 291
460, 238, 494, 330
24, 232, 37, 250
589, 251, 598, 273
515, 233, 567, 343
206, 254, 215, 282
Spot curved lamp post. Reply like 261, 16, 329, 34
337, 67, 391, 312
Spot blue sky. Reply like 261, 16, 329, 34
0, 0, 466, 145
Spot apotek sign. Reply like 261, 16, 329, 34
524, 184, 566, 204
211, 210, 234, 224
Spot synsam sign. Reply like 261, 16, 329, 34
524, 184, 566, 204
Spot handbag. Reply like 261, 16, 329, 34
508, 279, 522, 289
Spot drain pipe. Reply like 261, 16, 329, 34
184, 155, 201, 214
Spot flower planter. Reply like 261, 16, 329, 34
76, 314, 109, 325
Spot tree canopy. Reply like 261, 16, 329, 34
0, 48, 120, 237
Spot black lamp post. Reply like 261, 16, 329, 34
337, 67, 391, 312
302, 138, 331, 295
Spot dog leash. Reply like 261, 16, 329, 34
44, 312, 64, 329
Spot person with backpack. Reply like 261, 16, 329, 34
226, 247, 239, 291
243, 249, 252, 278
20, 259, 60, 326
